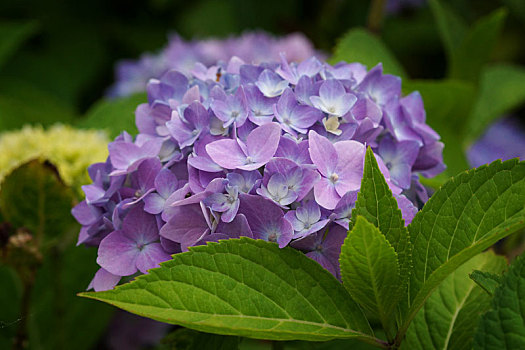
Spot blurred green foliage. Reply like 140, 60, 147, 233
0, 160, 112, 350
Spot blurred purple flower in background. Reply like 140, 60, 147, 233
386, 0, 426, 14
467, 117, 525, 168
74, 52, 445, 290
108, 31, 323, 97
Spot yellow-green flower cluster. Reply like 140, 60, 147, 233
0, 124, 109, 194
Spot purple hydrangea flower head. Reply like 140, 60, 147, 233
75, 53, 445, 290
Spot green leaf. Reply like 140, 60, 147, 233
330, 28, 407, 79
80, 238, 377, 343
403, 251, 507, 350
397, 159, 525, 344
449, 8, 507, 82
469, 270, 502, 296
474, 253, 525, 348
0, 79, 75, 131
428, 0, 468, 60
0, 21, 38, 69
351, 147, 411, 324
465, 64, 525, 143
340, 216, 401, 329
0, 160, 77, 247
77, 93, 146, 138
402, 79, 476, 175
160, 328, 239, 350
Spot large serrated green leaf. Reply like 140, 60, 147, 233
340, 216, 401, 330
77, 92, 146, 138
329, 28, 407, 79
469, 270, 502, 297
397, 159, 525, 344
473, 253, 525, 349
403, 251, 507, 350
351, 147, 411, 325
448, 8, 507, 82
465, 64, 525, 144
80, 238, 378, 344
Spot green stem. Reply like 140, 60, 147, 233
358, 334, 391, 349
367, 0, 387, 34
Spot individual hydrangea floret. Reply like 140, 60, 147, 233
108, 31, 323, 97
74, 55, 445, 291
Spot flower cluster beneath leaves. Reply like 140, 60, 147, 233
108, 31, 321, 97
73, 55, 445, 291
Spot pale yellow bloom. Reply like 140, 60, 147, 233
0, 124, 109, 194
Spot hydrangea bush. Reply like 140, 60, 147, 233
73, 55, 445, 291
108, 31, 321, 97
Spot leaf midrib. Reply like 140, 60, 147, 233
202, 248, 351, 327
363, 232, 389, 322
442, 282, 476, 349
400, 217, 525, 343
81, 293, 372, 338
420, 167, 517, 285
